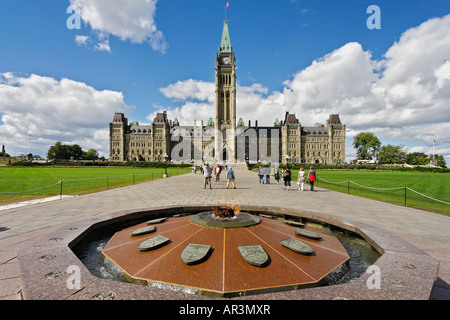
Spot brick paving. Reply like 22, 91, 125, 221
0, 167, 449, 299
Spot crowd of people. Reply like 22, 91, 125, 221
258, 165, 316, 191
193, 163, 235, 189
193, 162, 317, 192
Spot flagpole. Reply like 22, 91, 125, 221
29, 134, 31, 155
225, 2, 229, 20
432, 138, 435, 161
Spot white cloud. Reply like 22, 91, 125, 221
160, 79, 214, 103
75, 35, 89, 47
154, 14, 450, 164
0, 73, 134, 157
281, 42, 382, 126
93, 33, 111, 52
152, 81, 285, 127
70, 0, 168, 53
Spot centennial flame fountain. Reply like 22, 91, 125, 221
100, 205, 351, 297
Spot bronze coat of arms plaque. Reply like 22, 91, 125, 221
181, 243, 211, 265
146, 217, 167, 225
237, 245, 269, 267
129, 225, 156, 236
280, 238, 314, 255
296, 228, 322, 240
138, 235, 170, 252
284, 220, 305, 227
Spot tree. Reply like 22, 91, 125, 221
68, 144, 83, 160
405, 152, 429, 165
353, 132, 381, 160
377, 144, 407, 164
48, 143, 99, 161
83, 149, 99, 161
430, 154, 447, 168
47, 143, 82, 160
47, 142, 71, 160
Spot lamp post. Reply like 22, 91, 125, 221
284, 155, 290, 165
163, 153, 169, 178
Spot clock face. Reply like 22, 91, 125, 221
222, 57, 230, 65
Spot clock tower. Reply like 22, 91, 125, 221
215, 19, 236, 162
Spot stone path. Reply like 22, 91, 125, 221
0, 167, 449, 299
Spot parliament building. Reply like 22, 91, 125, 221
109, 20, 346, 165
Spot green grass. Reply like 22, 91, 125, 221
0, 167, 191, 205
290, 170, 450, 216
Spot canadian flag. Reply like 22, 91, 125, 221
225, 2, 230, 8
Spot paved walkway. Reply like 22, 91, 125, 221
1, 167, 449, 299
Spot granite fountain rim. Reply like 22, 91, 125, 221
16, 204, 439, 300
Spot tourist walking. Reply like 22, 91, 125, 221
308, 166, 316, 191
282, 166, 292, 191
203, 163, 213, 189
226, 167, 236, 189
297, 167, 305, 191
257, 165, 264, 184
215, 165, 222, 182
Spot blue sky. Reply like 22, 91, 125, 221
1, 0, 450, 163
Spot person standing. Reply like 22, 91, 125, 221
308, 166, 316, 191
203, 163, 213, 189
257, 165, 264, 184
226, 167, 236, 189
264, 167, 271, 184
274, 167, 280, 184
282, 166, 292, 191
297, 167, 305, 191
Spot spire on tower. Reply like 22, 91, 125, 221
219, 20, 232, 53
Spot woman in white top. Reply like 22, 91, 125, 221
297, 167, 305, 191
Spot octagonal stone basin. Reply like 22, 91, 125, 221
17, 204, 440, 300
101, 211, 350, 297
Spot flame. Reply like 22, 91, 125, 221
230, 203, 241, 214
213, 206, 234, 218
213, 203, 241, 218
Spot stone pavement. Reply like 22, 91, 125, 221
0, 167, 449, 299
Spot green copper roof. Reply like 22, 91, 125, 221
220, 20, 232, 53
207, 118, 214, 126
237, 118, 245, 126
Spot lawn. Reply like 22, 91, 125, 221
0, 166, 191, 205
290, 169, 450, 216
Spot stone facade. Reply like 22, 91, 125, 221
109, 20, 346, 165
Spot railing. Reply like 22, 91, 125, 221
0, 168, 191, 203
316, 176, 450, 214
